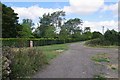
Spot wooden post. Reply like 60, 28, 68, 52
30, 41, 33, 48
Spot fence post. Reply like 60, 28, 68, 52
30, 40, 33, 48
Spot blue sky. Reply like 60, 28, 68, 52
2, 0, 118, 32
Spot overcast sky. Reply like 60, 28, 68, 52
2, 0, 119, 33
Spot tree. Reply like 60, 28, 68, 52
18, 19, 34, 38
2, 3, 20, 38
63, 18, 83, 35
104, 29, 118, 45
35, 13, 52, 38
51, 11, 65, 28
82, 31, 92, 40
59, 27, 69, 39
118, 32, 120, 45
92, 31, 102, 39
84, 27, 91, 33
72, 27, 82, 40
22, 19, 34, 30
44, 26, 56, 38
34, 11, 65, 38
33, 28, 41, 38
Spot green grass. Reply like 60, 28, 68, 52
84, 42, 118, 49
3, 43, 68, 79
93, 74, 106, 80
91, 53, 110, 63
2, 47, 48, 79
36, 44, 68, 61
89, 45, 118, 48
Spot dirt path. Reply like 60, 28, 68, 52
33, 42, 118, 78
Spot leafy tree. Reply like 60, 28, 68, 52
44, 26, 56, 38
92, 31, 102, 39
84, 27, 91, 33
59, 27, 69, 39
33, 28, 41, 38
72, 27, 82, 40
35, 11, 65, 38
2, 3, 20, 38
35, 13, 52, 38
22, 19, 34, 30
82, 32, 92, 40
118, 32, 120, 45
0, 3, 2, 38
51, 11, 65, 28
18, 24, 33, 38
63, 18, 83, 35
18, 19, 34, 38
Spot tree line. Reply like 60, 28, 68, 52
1, 3, 119, 44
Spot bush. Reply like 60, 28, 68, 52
2, 46, 48, 79
85, 38, 101, 46
85, 38, 112, 46
85, 38, 118, 46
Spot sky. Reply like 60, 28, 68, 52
2, 0, 119, 33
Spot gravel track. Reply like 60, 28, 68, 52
33, 42, 118, 78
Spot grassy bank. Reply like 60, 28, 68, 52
36, 44, 68, 61
85, 43, 118, 48
2, 44, 68, 79
84, 39, 119, 48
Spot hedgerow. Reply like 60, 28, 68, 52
1, 38, 76, 48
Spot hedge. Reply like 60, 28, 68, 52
0, 38, 76, 48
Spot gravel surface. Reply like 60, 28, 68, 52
33, 42, 118, 78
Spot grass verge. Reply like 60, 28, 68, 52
91, 53, 110, 63
2, 44, 68, 79
36, 44, 68, 61
93, 74, 106, 80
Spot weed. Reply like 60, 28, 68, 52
93, 74, 106, 80
91, 53, 110, 63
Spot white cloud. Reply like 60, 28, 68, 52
11, 0, 118, 32
12, 0, 105, 21
101, 3, 118, 16
63, 0, 104, 14
12, 0, 117, 21
12, 5, 62, 23
82, 20, 118, 33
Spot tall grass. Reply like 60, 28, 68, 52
2, 47, 48, 79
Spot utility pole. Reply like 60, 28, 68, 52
102, 26, 104, 34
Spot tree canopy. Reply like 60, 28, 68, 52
2, 3, 20, 38
1, 3, 119, 46
18, 19, 34, 38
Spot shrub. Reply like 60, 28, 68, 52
85, 38, 117, 47
2, 46, 48, 79
85, 38, 103, 46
